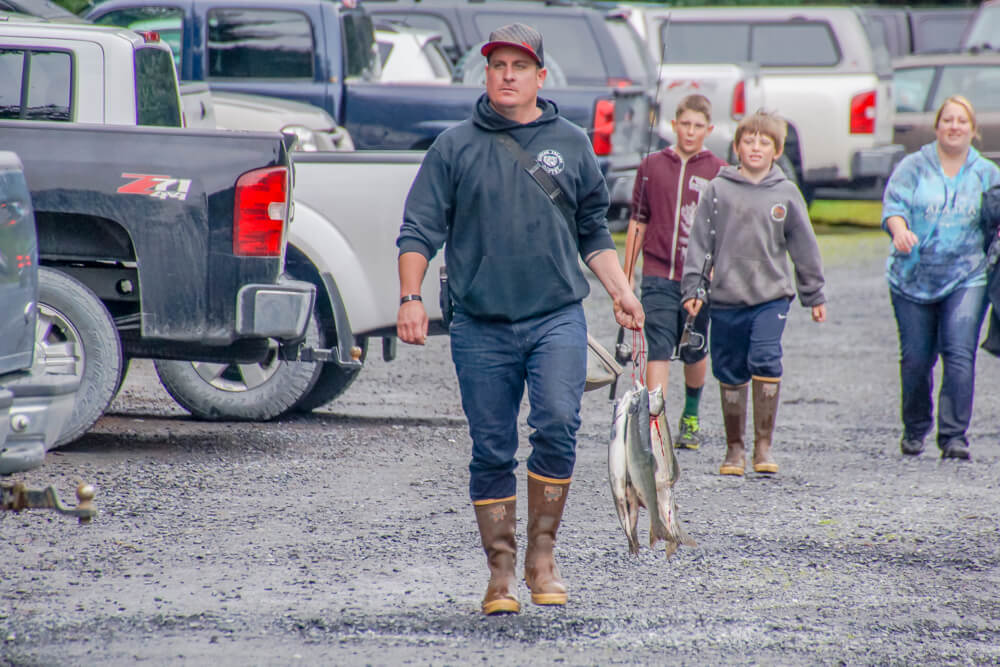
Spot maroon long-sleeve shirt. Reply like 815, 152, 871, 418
631, 147, 727, 281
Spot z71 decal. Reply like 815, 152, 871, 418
118, 173, 193, 201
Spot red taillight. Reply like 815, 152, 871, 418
850, 90, 876, 134
592, 99, 615, 156
731, 80, 746, 120
234, 166, 288, 257
606, 77, 634, 88
136, 30, 160, 43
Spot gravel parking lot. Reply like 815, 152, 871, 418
2, 229, 999, 665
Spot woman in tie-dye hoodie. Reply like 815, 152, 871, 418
882, 95, 1000, 461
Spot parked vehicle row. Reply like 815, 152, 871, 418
85, 0, 650, 222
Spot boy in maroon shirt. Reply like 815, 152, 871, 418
623, 94, 728, 448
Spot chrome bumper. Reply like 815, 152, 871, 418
0, 374, 80, 476
235, 278, 315, 340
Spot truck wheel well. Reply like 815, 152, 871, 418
35, 212, 135, 262
285, 244, 335, 340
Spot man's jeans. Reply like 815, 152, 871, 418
449, 302, 587, 502
890, 285, 988, 448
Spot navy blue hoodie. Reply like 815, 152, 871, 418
397, 93, 615, 322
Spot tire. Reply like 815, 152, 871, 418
36, 267, 123, 447
153, 313, 322, 421
292, 337, 368, 413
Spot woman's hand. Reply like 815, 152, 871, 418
887, 216, 918, 254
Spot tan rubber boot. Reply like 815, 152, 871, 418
472, 497, 520, 615
719, 382, 749, 476
752, 377, 781, 474
524, 472, 570, 605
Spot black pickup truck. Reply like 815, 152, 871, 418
0, 120, 315, 446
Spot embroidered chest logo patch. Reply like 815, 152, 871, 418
770, 203, 787, 222
536, 149, 565, 175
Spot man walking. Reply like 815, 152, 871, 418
396, 23, 643, 615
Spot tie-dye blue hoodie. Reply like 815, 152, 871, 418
881, 142, 1000, 303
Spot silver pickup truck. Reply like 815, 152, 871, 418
640, 6, 904, 200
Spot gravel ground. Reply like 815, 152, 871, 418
2, 229, 999, 665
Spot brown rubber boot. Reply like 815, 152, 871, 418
719, 382, 749, 476
473, 498, 519, 615
752, 377, 781, 474
524, 472, 570, 605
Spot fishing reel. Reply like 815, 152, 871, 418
614, 327, 633, 365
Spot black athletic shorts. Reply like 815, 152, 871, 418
639, 274, 709, 363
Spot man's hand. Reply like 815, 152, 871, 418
614, 289, 644, 331
811, 304, 826, 323
683, 298, 703, 317
397, 300, 429, 345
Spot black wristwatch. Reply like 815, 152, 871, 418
400, 294, 422, 305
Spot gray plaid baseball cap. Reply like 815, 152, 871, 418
480, 23, 544, 67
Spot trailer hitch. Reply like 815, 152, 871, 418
1, 481, 97, 524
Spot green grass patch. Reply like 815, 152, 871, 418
808, 200, 883, 228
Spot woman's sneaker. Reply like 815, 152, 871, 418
676, 415, 701, 450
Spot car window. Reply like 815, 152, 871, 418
422, 39, 452, 80
472, 13, 606, 85
857, 12, 892, 77
0, 48, 72, 121
893, 66, 935, 112
911, 13, 971, 54
932, 65, 1000, 112
341, 10, 381, 81
377, 40, 393, 67
664, 22, 748, 64
664, 21, 840, 67
752, 23, 839, 67
372, 11, 459, 62
134, 46, 182, 126
93, 7, 184, 71
604, 15, 652, 85
206, 8, 313, 78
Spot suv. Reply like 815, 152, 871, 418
641, 6, 903, 201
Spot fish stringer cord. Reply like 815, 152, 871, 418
631, 328, 647, 386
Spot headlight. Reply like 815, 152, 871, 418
280, 125, 320, 152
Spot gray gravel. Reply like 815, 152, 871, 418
2, 229, 999, 665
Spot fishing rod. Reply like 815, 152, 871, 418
610, 12, 671, 401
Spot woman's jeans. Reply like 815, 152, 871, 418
449, 302, 587, 502
890, 285, 988, 448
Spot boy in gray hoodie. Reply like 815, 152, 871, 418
681, 110, 826, 476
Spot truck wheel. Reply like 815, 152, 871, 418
153, 314, 322, 421
36, 267, 123, 447
292, 338, 368, 413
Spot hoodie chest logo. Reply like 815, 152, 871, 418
536, 149, 565, 175
770, 203, 787, 223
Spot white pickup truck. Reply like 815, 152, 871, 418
640, 6, 904, 201
3, 15, 440, 423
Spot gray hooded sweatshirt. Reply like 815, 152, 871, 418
681, 165, 825, 308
